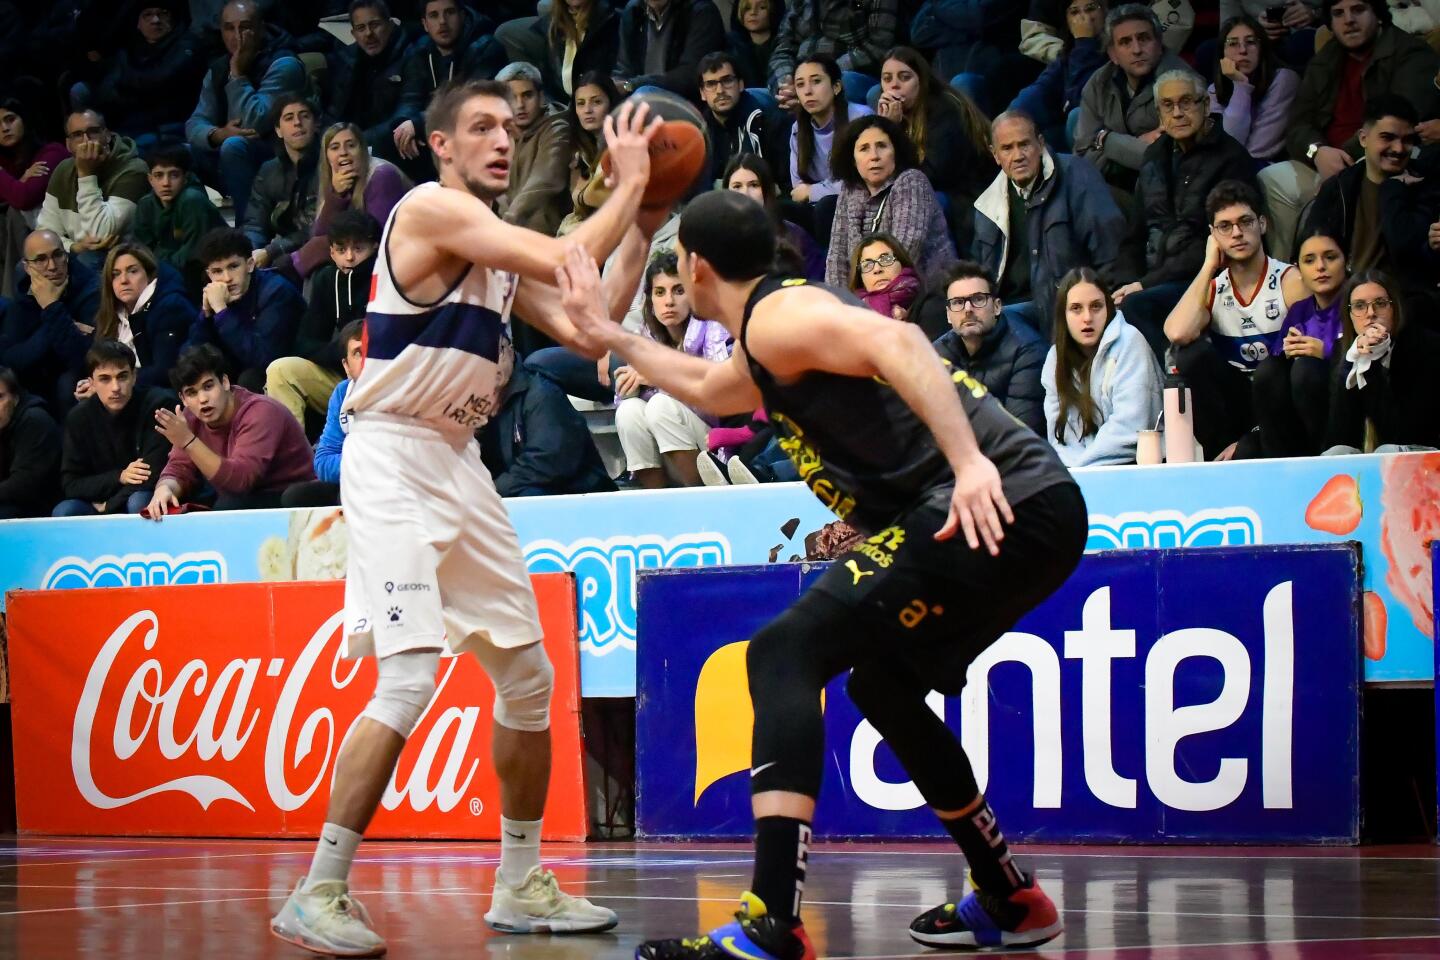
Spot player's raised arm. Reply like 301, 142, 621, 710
748, 288, 1014, 553
408, 88, 659, 285
555, 243, 762, 415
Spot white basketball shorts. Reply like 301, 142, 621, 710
341, 415, 543, 659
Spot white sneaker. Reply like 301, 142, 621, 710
485, 866, 619, 934
727, 458, 760, 484
696, 451, 730, 486
270, 878, 387, 958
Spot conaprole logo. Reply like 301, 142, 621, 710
42, 552, 228, 591
1086, 508, 1262, 551
524, 533, 731, 655
71, 610, 479, 814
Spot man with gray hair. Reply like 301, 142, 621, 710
1073, 3, 1192, 192
972, 109, 1131, 337
1112, 68, 1257, 360
496, 61, 575, 239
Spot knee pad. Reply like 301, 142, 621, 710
488, 643, 554, 733
360, 649, 440, 737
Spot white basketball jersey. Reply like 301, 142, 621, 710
346, 183, 518, 439
1207, 257, 1293, 372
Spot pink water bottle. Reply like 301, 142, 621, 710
1163, 374, 1195, 464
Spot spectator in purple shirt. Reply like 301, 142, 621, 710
145, 342, 314, 516
1244, 231, 1348, 458
1208, 15, 1301, 163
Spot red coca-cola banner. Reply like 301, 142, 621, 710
6, 576, 588, 839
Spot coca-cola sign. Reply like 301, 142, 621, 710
8, 578, 588, 839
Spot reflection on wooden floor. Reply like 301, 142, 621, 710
0, 838, 1438, 958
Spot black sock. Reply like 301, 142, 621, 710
941, 798, 1026, 896
750, 816, 812, 923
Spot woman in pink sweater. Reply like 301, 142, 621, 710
0, 95, 69, 297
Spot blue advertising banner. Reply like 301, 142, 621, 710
0, 452, 1435, 691
635, 546, 1363, 843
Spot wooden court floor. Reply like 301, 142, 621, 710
0, 838, 1437, 958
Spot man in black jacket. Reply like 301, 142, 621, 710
78, 0, 205, 148
326, 1, 414, 158
1301, 95, 1439, 298
244, 97, 321, 270
615, 0, 726, 98
0, 231, 102, 413
54, 340, 172, 517
481, 362, 617, 497
697, 51, 789, 186
1112, 69, 1256, 358
265, 209, 378, 426
928, 262, 1047, 436
0, 366, 61, 519
391, 0, 506, 177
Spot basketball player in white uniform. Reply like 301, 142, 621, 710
269, 79, 660, 958
1163, 180, 1305, 456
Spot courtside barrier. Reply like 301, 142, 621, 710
5, 575, 587, 839
635, 546, 1363, 843
1, 452, 1436, 689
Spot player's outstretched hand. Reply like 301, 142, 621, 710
556, 243, 612, 354
937, 453, 1013, 555
602, 100, 662, 190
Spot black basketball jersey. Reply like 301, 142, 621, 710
739, 275, 1074, 532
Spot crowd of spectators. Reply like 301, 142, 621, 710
0, 0, 1438, 517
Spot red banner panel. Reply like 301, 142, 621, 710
7, 575, 587, 839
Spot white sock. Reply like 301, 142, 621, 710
305, 823, 363, 890
498, 817, 542, 887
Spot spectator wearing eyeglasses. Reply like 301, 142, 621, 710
0, 230, 101, 412
1300, 96, 1440, 295
932, 261, 1047, 436
36, 110, 151, 273
973, 110, 1129, 340
698, 51, 787, 187
1112, 69, 1256, 362
1323, 270, 1440, 454
848, 232, 919, 322
1163, 180, 1307, 460
1208, 16, 1300, 163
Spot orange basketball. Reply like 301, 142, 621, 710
601, 90, 709, 208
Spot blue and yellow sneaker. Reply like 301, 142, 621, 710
636, 892, 816, 960
909, 877, 1063, 950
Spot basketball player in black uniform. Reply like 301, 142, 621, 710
557, 190, 1086, 959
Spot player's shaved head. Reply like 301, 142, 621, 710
678, 191, 775, 281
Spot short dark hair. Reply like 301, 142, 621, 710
697, 51, 740, 84
1323, 0, 1392, 27
678, 190, 775, 282
934, 260, 996, 297
338, 319, 365, 348
1363, 93, 1419, 127
198, 227, 251, 267
171, 344, 228, 391
66, 107, 106, 131
830, 114, 918, 186
328, 209, 382, 249
146, 141, 192, 173
86, 339, 138, 376
349, 0, 390, 18
269, 95, 318, 131
1205, 179, 1263, 223
425, 78, 513, 136
1103, 3, 1162, 48
0, 366, 21, 398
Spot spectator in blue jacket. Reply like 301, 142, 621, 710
1010, 0, 1108, 146
282, 319, 365, 508
89, 243, 195, 392
0, 229, 100, 412
481, 362, 617, 497
184, 0, 305, 223
185, 226, 303, 392
1042, 266, 1162, 466
972, 111, 1130, 338
909, 0, 1043, 113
